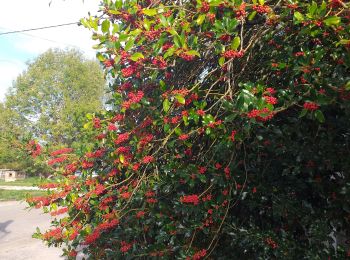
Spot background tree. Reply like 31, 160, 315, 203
0, 48, 105, 174
0, 103, 23, 169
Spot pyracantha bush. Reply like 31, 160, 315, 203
27, 0, 350, 259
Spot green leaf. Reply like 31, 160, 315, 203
114, 55, 121, 65
186, 50, 200, 57
115, 0, 122, 9
219, 56, 225, 66
175, 94, 186, 105
258, 0, 265, 5
143, 9, 157, 16
294, 12, 304, 22
143, 19, 151, 31
323, 16, 340, 26
164, 47, 175, 59
214, 20, 224, 30
112, 24, 120, 34
130, 52, 144, 61
159, 80, 166, 90
163, 99, 171, 112
119, 153, 125, 163
174, 127, 182, 135
338, 39, 350, 45
51, 203, 57, 211
299, 109, 308, 118
167, 28, 178, 36
164, 123, 170, 132
231, 36, 240, 50
174, 35, 182, 48
96, 53, 105, 62
83, 122, 92, 129
130, 29, 142, 36
125, 38, 135, 51
108, 10, 121, 15
197, 14, 206, 25
79, 18, 90, 28
101, 20, 110, 33
86, 113, 93, 120
89, 17, 99, 31
180, 32, 186, 47
248, 11, 257, 21
210, 0, 222, 6
308, 1, 317, 17
198, 174, 207, 183
315, 110, 325, 123
345, 81, 350, 91
159, 15, 168, 26
119, 34, 129, 42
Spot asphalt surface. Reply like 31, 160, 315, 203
0, 201, 63, 260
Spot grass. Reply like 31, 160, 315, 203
0, 189, 47, 201
0, 177, 44, 187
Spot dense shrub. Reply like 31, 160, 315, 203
27, 0, 350, 259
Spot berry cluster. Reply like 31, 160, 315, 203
200, 2, 210, 13
181, 194, 200, 205
252, 4, 270, 14
303, 102, 319, 111
263, 95, 278, 105
122, 91, 144, 109
247, 108, 275, 122
223, 50, 244, 59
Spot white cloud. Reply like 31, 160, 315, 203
0, 0, 101, 100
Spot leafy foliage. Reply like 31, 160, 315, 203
0, 49, 105, 175
27, 1, 350, 259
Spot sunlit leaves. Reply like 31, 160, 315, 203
323, 16, 340, 26
294, 12, 304, 23
231, 36, 240, 50
163, 99, 171, 112
142, 9, 158, 16
130, 52, 144, 61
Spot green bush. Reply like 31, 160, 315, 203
27, 0, 350, 259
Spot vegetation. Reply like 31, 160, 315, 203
0, 189, 47, 201
27, 0, 350, 259
0, 177, 44, 187
0, 49, 105, 175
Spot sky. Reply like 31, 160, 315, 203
0, 0, 101, 101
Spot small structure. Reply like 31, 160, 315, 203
0, 169, 26, 182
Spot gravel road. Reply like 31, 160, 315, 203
0, 201, 63, 260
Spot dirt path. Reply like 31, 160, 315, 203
0, 201, 63, 260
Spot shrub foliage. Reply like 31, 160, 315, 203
27, 0, 350, 259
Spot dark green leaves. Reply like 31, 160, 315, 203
314, 110, 325, 123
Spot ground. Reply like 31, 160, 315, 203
0, 201, 63, 260
0, 177, 48, 201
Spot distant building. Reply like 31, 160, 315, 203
0, 169, 26, 182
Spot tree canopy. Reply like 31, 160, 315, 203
0, 49, 105, 174
27, 1, 350, 259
